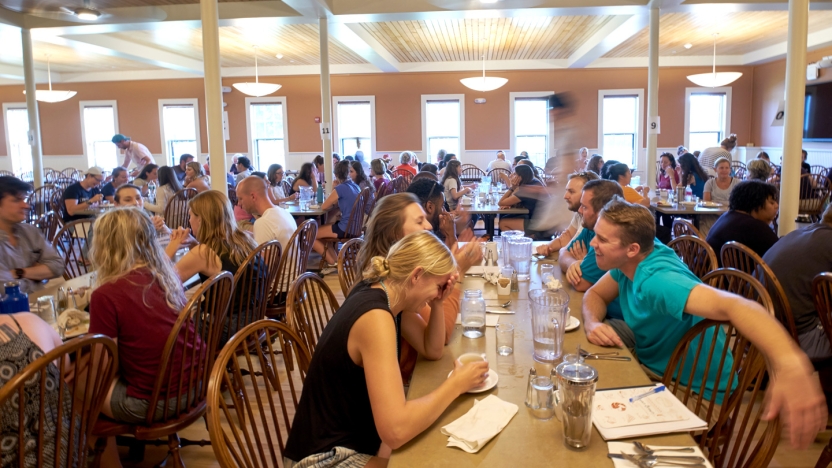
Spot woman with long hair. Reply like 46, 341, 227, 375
132, 163, 158, 195
313, 160, 361, 268
587, 155, 604, 175
678, 152, 709, 199
183, 161, 210, 193
284, 231, 487, 467
350, 160, 374, 193
577, 147, 589, 170
290, 162, 318, 195
437, 153, 456, 175
89, 208, 196, 467
143, 166, 182, 216
266, 164, 296, 204
604, 162, 650, 206
440, 160, 471, 211
165, 190, 261, 345
657, 152, 681, 190
498, 164, 549, 233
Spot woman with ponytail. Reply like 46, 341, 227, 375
285, 231, 488, 467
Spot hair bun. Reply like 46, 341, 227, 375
363, 255, 392, 282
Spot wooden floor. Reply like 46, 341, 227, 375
119, 273, 830, 468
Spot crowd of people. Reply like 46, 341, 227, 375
1, 134, 831, 468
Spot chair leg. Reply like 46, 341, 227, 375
156, 433, 185, 468
816, 438, 832, 468
91, 437, 107, 468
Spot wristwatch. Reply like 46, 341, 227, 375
14, 268, 25, 280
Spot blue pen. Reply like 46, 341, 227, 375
629, 385, 666, 403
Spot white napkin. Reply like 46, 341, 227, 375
607, 442, 712, 468
441, 395, 518, 453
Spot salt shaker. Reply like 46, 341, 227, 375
511, 270, 519, 292
56, 287, 68, 313
524, 367, 538, 407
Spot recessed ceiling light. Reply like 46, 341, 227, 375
275, 54, 283, 59
684, 43, 693, 49
74, 7, 101, 20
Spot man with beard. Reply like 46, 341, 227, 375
536, 170, 599, 256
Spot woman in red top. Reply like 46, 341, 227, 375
89, 208, 199, 468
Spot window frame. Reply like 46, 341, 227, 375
158, 98, 201, 166
684, 86, 732, 152
79, 100, 120, 169
421, 94, 465, 162
2, 102, 29, 176
597, 89, 645, 169
332, 96, 376, 159
244, 96, 289, 170
509, 91, 554, 167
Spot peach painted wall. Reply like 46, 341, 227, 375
750, 44, 832, 148
0, 65, 759, 159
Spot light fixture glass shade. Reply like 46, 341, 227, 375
460, 76, 508, 92
22, 89, 78, 103
686, 72, 742, 88
232, 82, 281, 97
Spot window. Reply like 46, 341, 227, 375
510, 92, 553, 168
685, 87, 731, 153
421, 95, 463, 161
2, 104, 31, 176
158, 99, 200, 165
598, 89, 644, 168
246, 97, 288, 170
80, 101, 119, 169
333, 96, 375, 158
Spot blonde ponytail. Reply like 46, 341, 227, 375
364, 256, 392, 283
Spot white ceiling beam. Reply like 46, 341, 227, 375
664, 2, 832, 14
742, 25, 832, 65
0, 63, 52, 81
0, 7, 23, 27
328, 23, 400, 72
333, 5, 646, 24
568, 14, 648, 68
37, 34, 204, 75
281, 0, 333, 19
588, 55, 746, 68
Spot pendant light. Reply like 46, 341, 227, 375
233, 46, 281, 97
687, 33, 742, 88
22, 56, 77, 103
460, 55, 508, 92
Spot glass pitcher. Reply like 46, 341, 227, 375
528, 288, 569, 363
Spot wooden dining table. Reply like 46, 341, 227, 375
388, 246, 695, 467
455, 202, 529, 240
649, 201, 728, 228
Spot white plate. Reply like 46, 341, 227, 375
565, 315, 580, 332
701, 201, 722, 208
447, 368, 499, 393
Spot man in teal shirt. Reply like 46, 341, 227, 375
583, 197, 826, 449
559, 180, 633, 348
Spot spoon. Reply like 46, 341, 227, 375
623, 453, 705, 468
499, 300, 512, 308
633, 441, 696, 455
579, 349, 619, 357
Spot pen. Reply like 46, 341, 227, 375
629, 385, 666, 403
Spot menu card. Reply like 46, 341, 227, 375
592, 385, 707, 440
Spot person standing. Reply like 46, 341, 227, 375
61, 167, 104, 222
0, 177, 64, 293
101, 167, 129, 203
698, 134, 737, 177
112, 134, 153, 176
236, 176, 297, 250
536, 171, 599, 256
486, 151, 512, 172
172, 154, 195, 183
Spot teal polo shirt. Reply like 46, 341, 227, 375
611, 241, 736, 403
566, 229, 623, 320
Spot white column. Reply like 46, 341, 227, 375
645, 7, 659, 192
21, 29, 44, 187
200, 0, 227, 194
778, 0, 809, 236
320, 17, 334, 195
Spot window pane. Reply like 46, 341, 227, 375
337, 102, 371, 157
516, 136, 547, 168
83, 106, 118, 169
249, 103, 285, 168
514, 99, 548, 135
603, 134, 635, 166
603, 96, 637, 134
5, 108, 32, 176
428, 137, 459, 159
689, 94, 724, 133
689, 132, 721, 154
426, 101, 460, 138
162, 105, 198, 165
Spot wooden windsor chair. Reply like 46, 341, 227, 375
336, 238, 364, 297
52, 218, 95, 280
287, 272, 341, 353
37, 210, 61, 243
390, 169, 414, 185
266, 219, 318, 320
799, 175, 831, 222
460, 165, 485, 183
27, 184, 55, 223
318, 188, 371, 270
667, 235, 718, 280
672, 218, 703, 239
164, 188, 198, 229
206, 320, 311, 468
92, 272, 234, 468
0, 334, 118, 468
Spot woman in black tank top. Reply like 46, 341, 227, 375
284, 231, 489, 467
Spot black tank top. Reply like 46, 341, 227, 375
284, 281, 393, 461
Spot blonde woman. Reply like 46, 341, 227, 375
284, 231, 488, 467
165, 190, 261, 345
88, 208, 195, 467
183, 161, 211, 193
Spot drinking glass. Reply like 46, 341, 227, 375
501, 230, 524, 266
496, 322, 514, 356
540, 264, 555, 287
528, 376, 555, 420
36, 296, 58, 325
492, 236, 502, 263
508, 236, 533, 281
460, 290, 486, 339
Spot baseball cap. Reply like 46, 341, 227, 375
111, 134, 130, 144
85, 167, 104, 177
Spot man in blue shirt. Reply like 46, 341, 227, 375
100, 166, 129, 203
584, 197, 826, 449
559, 180, 633, 348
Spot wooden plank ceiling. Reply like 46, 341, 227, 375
0, 0, 251, 14
359, 16, 617, 62
109, 24, 369, 67
604, 10, 832, 58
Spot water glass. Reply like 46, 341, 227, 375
36, 296, 58, 325
492, 236, 502, 262
508, 236, 533, 281
460, 289, 486, 339
501, 230, 524, 266
528, 376, 555, 420
540, 264, 555, 287
496, 322, 514, 356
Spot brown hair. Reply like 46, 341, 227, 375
720, 134, 738, 150
357, 192, 422, 273
188, 190, 256, 266
362, 231, 456, 286
599, 196, 656, 254
567, 171, 600, 184
582, 179, 624, 213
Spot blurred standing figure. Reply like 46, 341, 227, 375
112, 134, 153, 176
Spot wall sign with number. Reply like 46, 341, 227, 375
648, 116, 661, 135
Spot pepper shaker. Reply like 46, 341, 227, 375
511, 270, 519, 292
524, 367, 538, 407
